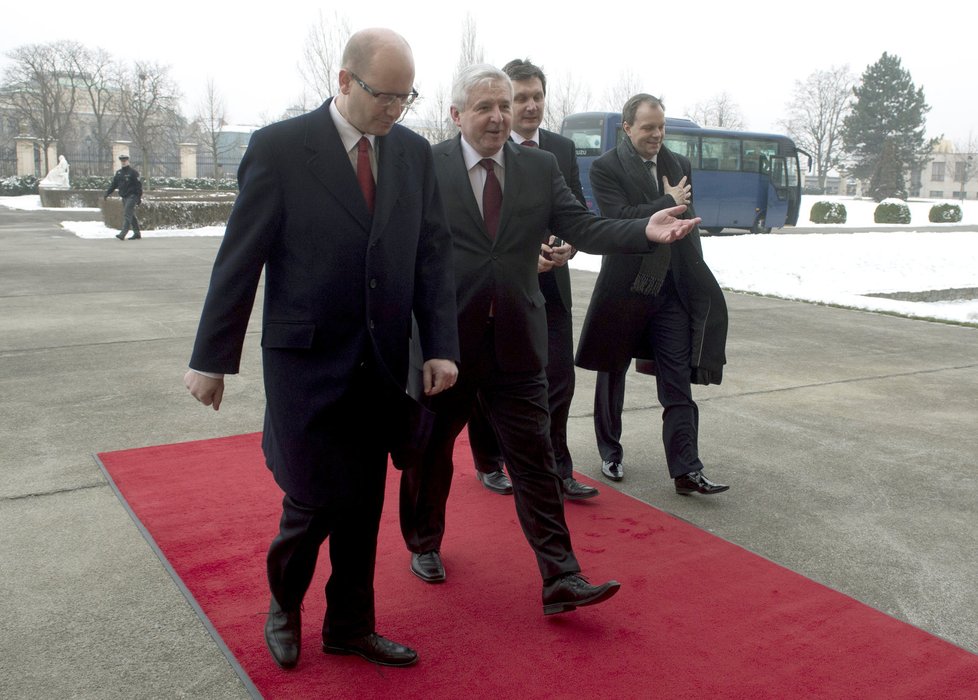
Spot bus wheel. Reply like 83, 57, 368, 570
751, 216, 771, 234
704, 227, 724, 235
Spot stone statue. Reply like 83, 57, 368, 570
40, 155, 70, 188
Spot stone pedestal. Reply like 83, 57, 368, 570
179, 143, 198, 179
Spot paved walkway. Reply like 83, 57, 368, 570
1, 206, 976, 697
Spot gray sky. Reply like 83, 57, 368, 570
3, 0, 973, 143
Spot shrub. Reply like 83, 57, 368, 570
101, 196, 236, 230
809, 201, 847, 224
874, 201, 911, 224
144, 176, 237, 191
0, 175, 39, 196
71, 175, 112, 191
928, 203, 963, 223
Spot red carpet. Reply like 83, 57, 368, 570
98, 433, 978, 699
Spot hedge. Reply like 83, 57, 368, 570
809, 201, 848, 224
2, 174, 237, 196
101, 196, 236, 230
928, 203, 963, 222
874, 201, 911, 224
1, 175, 39, 196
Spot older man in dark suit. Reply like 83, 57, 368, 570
576, 93, 729, 496
184, 28, 459, 670
465, 58, 597, 501
398, 65, 699, 614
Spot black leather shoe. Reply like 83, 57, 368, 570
542, 574, 621, 615
563, 477, 599, 500
115, 232, 125, 240
601, 460, 624, 482
323, 632, 418, 667
477, 469, 513, 495
129, 233, 141, 239
674, 470, 730, 495
410, 550, 446, 583
264, 596, 301, 669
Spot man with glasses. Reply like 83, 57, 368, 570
184, 27, 459, 670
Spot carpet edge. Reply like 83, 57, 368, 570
92, 452, 264, 699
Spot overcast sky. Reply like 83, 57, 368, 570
2, 1, 973, 144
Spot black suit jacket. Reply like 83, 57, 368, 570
431, 135, 652, 373
190, 100, 459, 503
536, 129, 586, 311
576, 141, 727, 384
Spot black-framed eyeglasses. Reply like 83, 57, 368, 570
349, 72, 418, 108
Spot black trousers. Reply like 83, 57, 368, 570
593, 276, 703, 479
265, 365, 390, 641
467, 301, 576, 479
399, 320, 580, 582
121, 195, 141, 236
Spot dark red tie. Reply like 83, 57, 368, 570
357, 136, 375, 213
480, 158, 501, 239
521, 139, 538, 148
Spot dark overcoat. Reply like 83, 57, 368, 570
575, 139, 728, 384
189, 99, 459, 504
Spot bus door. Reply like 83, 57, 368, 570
763, 156, 791, 230
784, 155, 801, 225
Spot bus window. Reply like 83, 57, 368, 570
786, 156, 799, 186
742, 139, 778, 173
664, 134, 700, 167
561, 114, 607, 157
771, 158, 786, 187
702, 136, 740, 171
569, 131, 603, 155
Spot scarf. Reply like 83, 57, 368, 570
617, 136, 676, 296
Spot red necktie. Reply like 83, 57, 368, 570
480, 158, 501, 239
521, 139, 538, 148
357, 136, 375, 213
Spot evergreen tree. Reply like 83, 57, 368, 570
842, 52, 932, 201
868, 137, 907, 201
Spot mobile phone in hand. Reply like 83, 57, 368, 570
542, 237, 563, 260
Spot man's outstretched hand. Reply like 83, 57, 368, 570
644, 204, 700, 244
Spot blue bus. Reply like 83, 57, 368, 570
560, 112, 803, 233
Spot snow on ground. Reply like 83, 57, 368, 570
2, 193, 977, 324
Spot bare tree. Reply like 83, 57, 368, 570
544, 71, 592, 133
193, 78, 231, 177
72, 46, 120, 173
687, 92, 745, 129
779, 65, 854, 192
298, 10, 351, 108
3, 40, 82, 173
118, 61, 183, 178
456, 13, 484, 75
415, 83, 455, 145
602, 70, 644, 113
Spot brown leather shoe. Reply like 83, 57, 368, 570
323, 632, 418, 667
264, 596, 301, 669
542, 574, 621, 615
